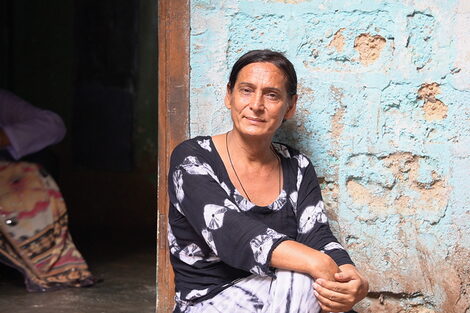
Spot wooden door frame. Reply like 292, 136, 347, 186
157, 0, 190, 312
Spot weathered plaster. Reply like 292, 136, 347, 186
354, 34, 387, 66
328, 28, 346, 53
190, 0, 470, 311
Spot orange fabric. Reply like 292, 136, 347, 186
0, 162, 94, 291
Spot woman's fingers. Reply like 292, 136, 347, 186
314, 266, 368, 311
314, 279, 357, 312
334, 270, 357, 282
315, 278, 353, 295
313, 281, 347, 303
313, 289, 350, 312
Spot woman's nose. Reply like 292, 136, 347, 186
250, 92, 264, 111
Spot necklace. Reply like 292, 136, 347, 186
225, 131, 281, 203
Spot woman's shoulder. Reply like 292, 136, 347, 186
175, 136, 212, 150
272, 142, 311, 168
170, 136, 215, 161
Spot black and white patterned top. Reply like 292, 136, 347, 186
168, 136, 353, 303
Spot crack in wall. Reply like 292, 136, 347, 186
369, 291, 425, 300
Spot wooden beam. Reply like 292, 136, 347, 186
157, 0, 190, 312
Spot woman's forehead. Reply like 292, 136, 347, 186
236, 62, 287, 86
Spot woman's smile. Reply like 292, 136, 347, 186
244, 116, 265, 123
225, 62, 296, 138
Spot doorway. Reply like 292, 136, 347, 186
0, 0, 157, 312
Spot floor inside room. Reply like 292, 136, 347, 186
0, 233, 155, 313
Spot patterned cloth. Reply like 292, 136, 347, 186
174, 270, 321, 313
168, 136, 353, 307
0, 161, 94, 292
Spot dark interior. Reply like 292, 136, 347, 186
0, 0, 157, 311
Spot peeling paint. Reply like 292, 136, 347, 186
331, 106, 345, 143
406, 11, 435, 70
422, 99, 448, 121
418, 83, 448, 121
354, 33, 387, 65
328, 28, 346, 53
345, 152, 449, 216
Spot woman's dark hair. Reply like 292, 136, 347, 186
228, 49, 297, 96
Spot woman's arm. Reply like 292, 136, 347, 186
168, 140, 290, 276
291, 153, 368, 311
270, 241, 368, 313
270, 240, 340, 281
0, 90, 66, 159
270, 240, 368, 312
293, 154, 354, 267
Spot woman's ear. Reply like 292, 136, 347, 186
224, 84, 232, 109
284, 94, 298, 120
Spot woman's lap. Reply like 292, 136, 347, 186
176, 270, 321, 313
0, 161, 94, 291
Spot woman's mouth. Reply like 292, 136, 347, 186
245, 116, 265, 123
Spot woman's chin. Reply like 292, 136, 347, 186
237, 127, 276, 139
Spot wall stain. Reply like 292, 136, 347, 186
354, 33, 386, 65
328, 28, 346, 53
418, 83, 448, 121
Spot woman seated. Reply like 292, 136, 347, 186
0, 89, 94, 291
168, 50, 368, 313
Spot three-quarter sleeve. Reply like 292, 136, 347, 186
0, 90, 66, 159
293, 154, 354, 266
168, 140, 289, 277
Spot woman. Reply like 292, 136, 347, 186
0, 89, 94, 291
168, 50, 368, 312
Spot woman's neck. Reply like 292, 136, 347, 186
227, 130, 276, 166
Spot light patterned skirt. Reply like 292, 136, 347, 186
0, 161, 94, 292
174, 270, 322, 313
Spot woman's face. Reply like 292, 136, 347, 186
225, 62, 297, 139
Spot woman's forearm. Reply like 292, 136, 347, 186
270, 240, 340, 281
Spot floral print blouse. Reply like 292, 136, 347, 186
168, 136, 353, 303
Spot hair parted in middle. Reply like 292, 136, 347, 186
227, 49, 298, 97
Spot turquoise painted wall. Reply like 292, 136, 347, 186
189, 1, 470, 312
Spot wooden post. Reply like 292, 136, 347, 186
157, 0, 190, 312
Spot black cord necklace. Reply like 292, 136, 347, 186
225, 131, 281, 203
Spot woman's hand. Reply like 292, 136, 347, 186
307, 252, 340, 282
313, 264, 368, 312
270, 240, 367, 311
